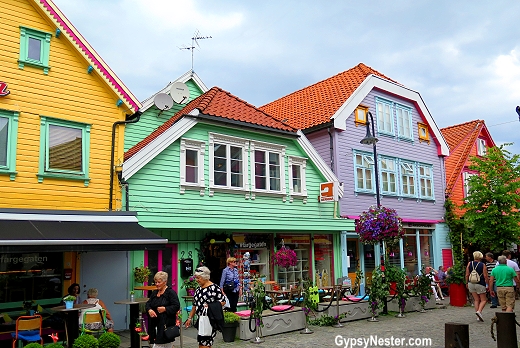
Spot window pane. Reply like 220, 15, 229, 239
28, 37, 42, 61
0, 117, 8, 167
48, 125, 82, 171
269, 153, 280, 190
214, 143, 226, 158
292, 165, 301, 193
185, 149, 197, 183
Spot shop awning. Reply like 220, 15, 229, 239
0, 209, 168, 252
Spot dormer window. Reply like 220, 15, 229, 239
477, 138, 487, 156
418, 123, 430, 144
354, 106, 368, 126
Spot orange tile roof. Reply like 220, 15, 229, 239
260, 63, 398, 129
440, 120, 484, 195
125, 87, 296, 161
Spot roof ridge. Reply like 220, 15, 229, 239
440, 119, 483, 132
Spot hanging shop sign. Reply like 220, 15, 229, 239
403, 222, 435, 230
319, 182, 336, 202
0, 82, 10, 97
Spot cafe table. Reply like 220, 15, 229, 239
50, 303, 96, 348
264, 289, 291, 305
114, 297, 149, 348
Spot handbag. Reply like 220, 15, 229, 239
163, 324, 180, 341
198, 307, 212, 337
223, 282, 235, 292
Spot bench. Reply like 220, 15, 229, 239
237, 307, 305, 340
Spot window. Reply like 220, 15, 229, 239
0, 109, 19, 180
19, 27, 52, 74
400, 161, 416, 196
477, 138, 487, 156
38, 117, 91, 185
376, 98, 394, 135
463, 172, 476, 197
354, 106, 368, 126
380, 157, 397, 194
418, 164, 434, 199
180, 138, 205, 194
396, 104, 413, 140
209, 133, 248, 191
288, 156, 307, 199
417, 123, 430, 144
354, 152, 374, 192
251, 140, 285, 193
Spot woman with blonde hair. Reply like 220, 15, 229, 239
146, 271, 180, 348
220, 257, 240, 312
465, 251, 489, 321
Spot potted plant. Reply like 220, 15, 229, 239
181, 276, 198, 296
416, 267, 432, 312
134, 264, 151, 284
367, 267, 389, 321
72, 334, 98, 348
63, 295, 76, 309
222, 311, 240, 342
356, 206, 404, 245
97, 332, 121, 348
273, 245, 298, 270
25, 344, 43, 348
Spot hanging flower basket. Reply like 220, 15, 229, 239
355, 206, 404, 245
273, 246, 297, 269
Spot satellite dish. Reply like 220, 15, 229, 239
170, 82, 190, 104
153, 93, 174, 111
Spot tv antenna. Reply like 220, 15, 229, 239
180, 29, 212, 73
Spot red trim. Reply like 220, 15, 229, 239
343, 215, 442, 224
171, 244, 178, 288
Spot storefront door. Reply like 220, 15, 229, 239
80, 251, 128, 331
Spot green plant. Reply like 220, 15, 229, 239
353, 266, 364, 295
301, 279, 318, 323
308, 313, 345, 326
25, 344, 43, 348
72, 334, 98, 348
415, 267, 432, 309
223, 311, 240, 324
367, 266, 389, 317
97, 332, 121, 348
130, 291, 135, 295
63, 295, 76, 302
251, 280, 266, 327
445, 199, 467, 285
384, 264, 404, 283
45, 344, 64, 348
134, 264, 151, 283
181, 275, 198, 289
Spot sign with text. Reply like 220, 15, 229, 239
319, 182, 336, 202
0, 82, 10, 96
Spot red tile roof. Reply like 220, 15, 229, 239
440, 120, 484, 195
125, 87, 296, 160
260, 63, 398, 129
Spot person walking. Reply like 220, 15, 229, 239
502, 250, 520, 299
490, 255, 519, 312
485, 252, 499, 308
146, 271, 181, 348
219, 257, 241, 312
465, 251, 489, 322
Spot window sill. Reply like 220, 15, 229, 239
37, 172, 90, 186
397, 137, 414, 143
180, 183, 206, 196
18, 60, 50, 75
250, 190, 287, 202
289, 193, 308, 204
0, 170, 17, 181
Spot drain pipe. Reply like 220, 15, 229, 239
109, 111, 142, 211
118, 171, 130, 211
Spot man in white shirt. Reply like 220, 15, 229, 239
502, 250, 520, 290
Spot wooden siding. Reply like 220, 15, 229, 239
306, 128, 331, 168
331, 89, 446, 221
451, 139, 482, 211
124, 80, 204, 152
127, 122, 354, 232
0, 0, 127, 210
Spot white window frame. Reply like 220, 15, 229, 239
399, 160, 416, 197
288, 156, 307, 202
396, 104, 413, 140
463, 172, 476, 197
477, 138, 487, 156
208, 133, 249, 195
250, 140, 286, 195
354, 152, 375, 193
376, 97, 394, 135
418, 163, 434, 200
180, 138, 206, 195
380, 156, 398, 195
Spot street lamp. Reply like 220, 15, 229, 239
359, 111, 387, 314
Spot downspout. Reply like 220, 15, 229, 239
109, 111, 142, 211
328, 127, 335, 172
118, 172, 130, 211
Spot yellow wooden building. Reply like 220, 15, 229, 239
0, 0, 165, 315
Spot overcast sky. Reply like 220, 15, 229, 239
53, 0, 520, 155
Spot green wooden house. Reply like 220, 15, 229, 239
122, 86, 353, 306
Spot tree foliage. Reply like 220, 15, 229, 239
462, 144, 520, 251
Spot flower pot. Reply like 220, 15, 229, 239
64, 301, 73, 309
449, 283, 467, 307
187, 288, 195, 296
221, 322, 238, 342
389, 282, 397, 295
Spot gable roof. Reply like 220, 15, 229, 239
123, 87, 297, 178
260, 63, 450, 156
140, 70, 208, 111
441, 120, 496, 195
260, 63, 397, 129
33, 0, 141, 112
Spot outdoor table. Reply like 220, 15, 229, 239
114, 297, 149, 348
265, 289, 291, 305
50, 303, 95, 348
133, 285, 156, 298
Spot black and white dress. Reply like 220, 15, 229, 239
193, 283, 225, 347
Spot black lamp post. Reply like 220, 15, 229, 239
359, 111, 387, 314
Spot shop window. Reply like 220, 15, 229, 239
0, 252, 63, 303
19, 26, 52, 74
404, 235, 417, 277
0, 109, 19, 180
346, 240, 358, 275
419, 234, 434, 269
314, 235, 333, 287
144, 246, 175, 287
38, 117, 91, 186
208, 133, 248, 191
180, 138, 205, 194
362, 244, 375, 284
387, 244, 401, 269
276, 235, 310, 289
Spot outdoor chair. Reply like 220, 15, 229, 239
80, 309, 107, 337
11, 314, 43, 348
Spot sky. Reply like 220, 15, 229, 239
53, 0, 520, 155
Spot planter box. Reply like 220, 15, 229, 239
316, 300, 371, 322
238, 307, 305, 340
387, 296, 437, 312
